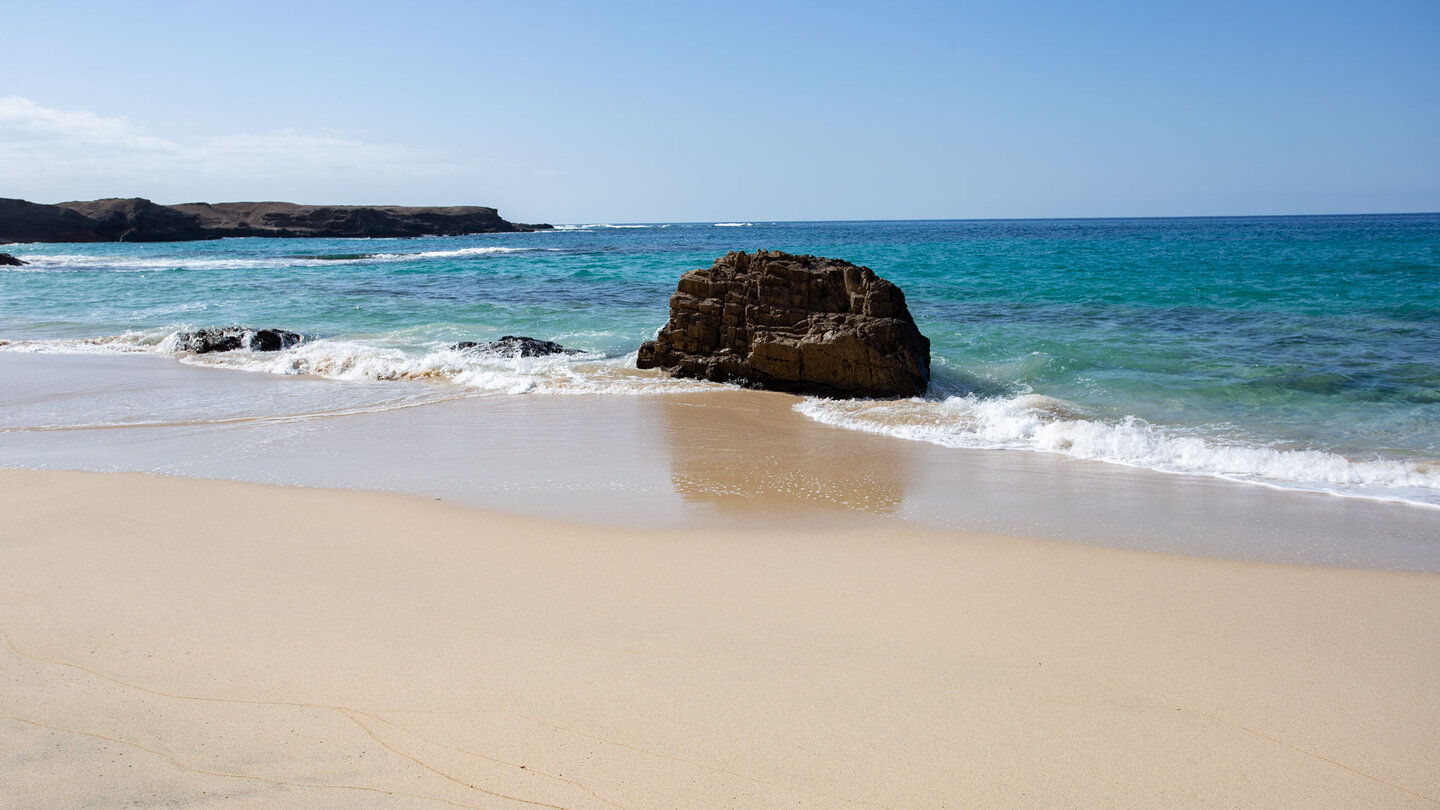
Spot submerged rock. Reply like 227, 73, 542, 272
637, 251, 930, 398
172, 327, 305, 354
0, 252, 26, 266
452, 336, 579, 357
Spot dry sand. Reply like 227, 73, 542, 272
2, 469, 1437, 808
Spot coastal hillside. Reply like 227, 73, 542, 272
0, 197, 551, 242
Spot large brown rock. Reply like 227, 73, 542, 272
637, 251, 930, 398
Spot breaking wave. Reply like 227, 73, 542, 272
2, 246, 545, 272
0, 331, 167, 353
550, 223, 655, 230
795, 394, 1440, 508
0, 332, 723, 397
369, 246, 547, 261
7, 331, 1439, 507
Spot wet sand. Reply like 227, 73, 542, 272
3, 352, 1439, 571
2, 469, 1438, 807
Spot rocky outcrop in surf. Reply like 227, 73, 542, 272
0, 252, 27, 266
0, 197, 551, 243
171, 327, 306, 354
452, 336, 579, 357
637, 250, 930, 398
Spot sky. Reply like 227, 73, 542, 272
2, 0, 1437, 223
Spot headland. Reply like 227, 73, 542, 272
0, 196, 551, 243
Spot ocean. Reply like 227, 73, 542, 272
3, 214, 1438, 509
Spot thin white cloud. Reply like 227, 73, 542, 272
0, 96, 477, 199
0, 96, 178, 151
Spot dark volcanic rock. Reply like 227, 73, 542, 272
0, 198, 106, 243
60, 198, 210, 242
172, 327, 305, 354
452, 336, 579, 357
0, 253, 26, 266
637, 251, 930, 398
171, 202, 550, 238
0, 197, 550, 243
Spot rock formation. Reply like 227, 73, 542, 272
171, 327, 305, 354
170, 202, 550, 238
0, 198, 104, 243
453, 336, 579, 357
0, 197, 551, 243
61, 198, 211, 242
637, 251, 930, 398
0, 253, 27, 266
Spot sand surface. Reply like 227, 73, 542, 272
5, 352, 1440, 572
2, 469, 1438, 808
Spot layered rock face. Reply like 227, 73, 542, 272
0, 197, 550, 243
637, 251, 930, 398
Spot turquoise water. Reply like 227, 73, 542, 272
3, 215, 1438, 505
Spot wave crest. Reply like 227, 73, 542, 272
795, 394, 1440, 507
550, 223, 654, 231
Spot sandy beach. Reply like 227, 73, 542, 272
3, 466, 1438, 808
6, 2, 1438, 805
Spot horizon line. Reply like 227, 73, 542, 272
559, 211, 1439, 226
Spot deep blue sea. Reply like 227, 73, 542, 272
3, 215, 1438, 506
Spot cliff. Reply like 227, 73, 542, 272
0, 197, 550, 243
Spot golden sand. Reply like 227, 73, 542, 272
2, 469, 1437, 807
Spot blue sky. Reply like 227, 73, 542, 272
2, 0, 1436, 222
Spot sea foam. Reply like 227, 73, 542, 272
551, 223, 655, 231
176, 339, 725, 396
0, 331, 728, 397
4, 246, 544, 273
6, 330, 1439, 506
794, 394, 1440, 507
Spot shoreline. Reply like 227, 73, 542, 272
4, 351, 1440, 572
3, 467, 1437, 807
6, 213, 1439, 522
